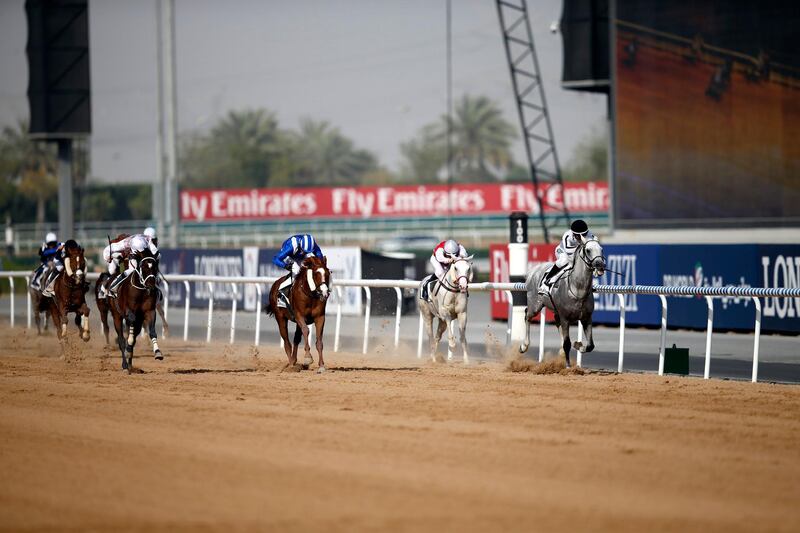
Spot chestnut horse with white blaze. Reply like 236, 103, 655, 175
265, 256, 331, 373
38, 239, 91, 341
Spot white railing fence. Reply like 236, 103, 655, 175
2, 271, 798, 383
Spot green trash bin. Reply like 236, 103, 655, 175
664, 344, 689, 375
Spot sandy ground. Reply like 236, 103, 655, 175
1, 325, 799, 533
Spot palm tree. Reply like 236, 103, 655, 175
290, 119, 377, 186
0, 119, 58, 224
399, 124, 446, 183
442, 95, 517, 182
181, 109, 290, 188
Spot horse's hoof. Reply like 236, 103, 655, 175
154, 351, 164, 360
82, 333, 90, 342
573, 341, 583, 351
317, 366, 326, 374
303, 357, 313, 366
519, 343, 529, 353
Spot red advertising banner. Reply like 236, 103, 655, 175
180, 181, 608, 222
489, 243, 556, 321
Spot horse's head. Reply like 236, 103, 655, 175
136, 250, 159, 289
302, 255, 330, 300
62, 239, 86, 283
581, 239, 606, 277
450, 256, 474, 292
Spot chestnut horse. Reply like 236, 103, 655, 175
96, 271, 168, 345
108, 250, 163, 373
265, 256, 331, 373
38, 240, 91, 341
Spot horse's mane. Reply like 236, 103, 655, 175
301, 255, 327, 270
64, 239, 82, 253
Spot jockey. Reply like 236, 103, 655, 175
38, 232, 66, 297
538, 219, 596, 295
100, 234, 160, 299
420, 239, 468, 300
32, 232, 61, 290
272, 234, 323, 306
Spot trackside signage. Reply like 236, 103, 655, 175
180, 182, 609, 222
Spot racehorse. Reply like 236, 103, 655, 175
418, 256, 474, 363
107, 250, 163, 373
520, 238, 606, 367
265, 256, 330, 373
96, 271, 168, 345
37, 240, 91, 341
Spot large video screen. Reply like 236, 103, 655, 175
614, 1, 800, 227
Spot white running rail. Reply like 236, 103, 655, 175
2, 271, 799, 383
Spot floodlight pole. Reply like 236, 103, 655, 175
57, 139, 73, 238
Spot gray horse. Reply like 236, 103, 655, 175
520, 239, 606, 367
418, 257, 474, 363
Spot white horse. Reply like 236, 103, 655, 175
418, 257, 474, 363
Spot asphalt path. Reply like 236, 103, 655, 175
3, 292, 798, 384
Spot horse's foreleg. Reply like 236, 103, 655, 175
125, 312, 136, 371
112, 313, 127, 370
292, 324, 302, 363
583, 319, 595, 353
433, 318, 447, 362
457, 312, 469, 364
100, 307, 110, 345
295, 315, 313, 367
157, 303, 169, 338
79, 304, 91, 342
445, 318, 457, 361
60, 305, 68, 340
558, 319, 572, 368
148, 313, 163, 360
314, 315, 326, 373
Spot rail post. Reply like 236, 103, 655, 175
206, 281, 214, 343
334, 286, 342, 352
617, 293, 626, 372
393, 287, 402, 348
507, 212, 529, 345
658, 295, 667, 376
229, 282, 238, 344
25, 275, 31, 329
8, 277, 14, 327
254, 284, 262, 347
752, 297, 761, 383
504, 290, 513, 345
362, 286, 371, 354
162, 281, 169, 337
704, 296, 713, 379
183, 280, 190, 341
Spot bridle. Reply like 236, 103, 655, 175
62, 252, 86, 288
575, 238, 606, 273
439, 258, 471, 294
131, 256, 159, 290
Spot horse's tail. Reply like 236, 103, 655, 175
264, 300, 275, 317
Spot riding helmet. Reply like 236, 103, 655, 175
45, 232, 57, 245
570, 219, 589, 235
444, 239, 459, 256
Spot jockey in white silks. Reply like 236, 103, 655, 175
538, 219, 596, 295
99, 233, 160, 299
420, 239, 469, 300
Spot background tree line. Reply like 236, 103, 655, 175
0, 94, 606, 224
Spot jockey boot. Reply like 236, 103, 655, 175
277, 283, 292, 308
108, 272, 128, 298
420, 275, 430, 300
538, 266, 562, 296
41, 269, 60, 297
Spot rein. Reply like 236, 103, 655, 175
131, 257, 158, 290
438, 260, 470, 294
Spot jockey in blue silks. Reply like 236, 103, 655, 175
272, 234, 324, 307
32, 232, 63, 292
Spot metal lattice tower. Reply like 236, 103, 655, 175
496, 0, 569, 243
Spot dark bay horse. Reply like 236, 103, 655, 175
38, 240, 91, 341
521, 238, 606, 367
266, 256, 331, 373
96, 271, 168, 345
108, 250, 163, 373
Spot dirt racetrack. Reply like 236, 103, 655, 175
1, 326, 799, 532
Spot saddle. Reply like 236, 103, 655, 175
419, 275, 439, 302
